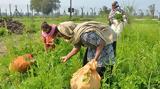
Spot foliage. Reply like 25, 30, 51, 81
99, 6, 110, 17
30, 0, 42, 13
148, 4, 155, 18
30, 0, 60, 15
114, 11, 123, 22
125, 5, 134, 16
0, 28, 8, 36
0, 17, 160, 89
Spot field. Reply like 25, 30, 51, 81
0, 17, 160, 89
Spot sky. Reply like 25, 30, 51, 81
0, 0, 160, 15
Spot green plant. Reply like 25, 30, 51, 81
0, 28, 8, 36
0, 17, 160, 89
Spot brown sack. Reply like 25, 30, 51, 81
70, 59, 101, 89
9, 54, 35, 73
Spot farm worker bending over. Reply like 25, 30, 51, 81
57, 21, 115, 77
41, 22, 59, 52
108, 1, 127, 56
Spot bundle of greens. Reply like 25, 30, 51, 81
114, 11, 123, 22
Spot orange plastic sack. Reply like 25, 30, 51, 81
70, 59, 101, 89
9, 54, 35, 73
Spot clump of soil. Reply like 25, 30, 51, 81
0, 17, 25, 34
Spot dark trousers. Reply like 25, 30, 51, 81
83, 48, 88, 66
112, 41, 117, 56
83, 48, 113, 77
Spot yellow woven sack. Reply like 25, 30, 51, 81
70, 59, 101, 89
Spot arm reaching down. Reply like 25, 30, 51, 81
42, 36, 48, 52
61, 47, 80, 62
94, 39, 105, 61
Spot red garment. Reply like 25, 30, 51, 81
41, 24, 56, 50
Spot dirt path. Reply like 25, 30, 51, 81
0, 40, 7, 56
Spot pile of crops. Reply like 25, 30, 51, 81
0, 17, 24, 34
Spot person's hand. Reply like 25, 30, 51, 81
61, 56, 69, 63
46, 42, 54, 45
30, 59, 36, 64
92, 58, 97, 61
91, 59, 98, 70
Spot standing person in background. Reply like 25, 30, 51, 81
108, 1, 127, 56
108, 1, 126, 26
158, 12, 160, 21
41, 22, 59, 52
57, 21, 115, 77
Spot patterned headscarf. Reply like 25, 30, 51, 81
57, 21, 77, 38
112, 1, 119, 8
41, 24, 56, 37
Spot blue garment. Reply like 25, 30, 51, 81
74, 32, 115, 67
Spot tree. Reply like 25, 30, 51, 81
30, 0, 60, 15
158, 11, 160, 20
148, 4, 155, 18
145, 10, 150, 16
41, 0, 53, 15
98, 6, 110, 16
138, 9, 144, 17
63, 10, 67, 16
30, 0, 42, 13
74, 9, 79, 16
133, 11, 137, 16
102, 6, 110, 14
81, 7, 84, 17
13, 5, 21, 16
125, 6, 134, 16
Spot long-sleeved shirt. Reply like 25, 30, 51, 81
108, 7, 125, 22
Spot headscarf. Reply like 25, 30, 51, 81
58, 21, 115, 45
57, 21, 77, 38
70, 21, 115, 45
112, 1, 119, 8
42, 24, 56, 37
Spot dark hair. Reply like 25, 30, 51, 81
55, 26, 59, 32
112, 1, 119, 8
41, 21, 50, 30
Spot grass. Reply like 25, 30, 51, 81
0, 17, 160, 89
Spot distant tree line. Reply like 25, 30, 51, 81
0, 1, 159, 20
30, 0, 60, 15
131, 4, 157, 18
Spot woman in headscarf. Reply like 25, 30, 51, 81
57, 21, 115, 77
108, 1, 127, 56
108, 1, 125, 25
41, 22, 59, 52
